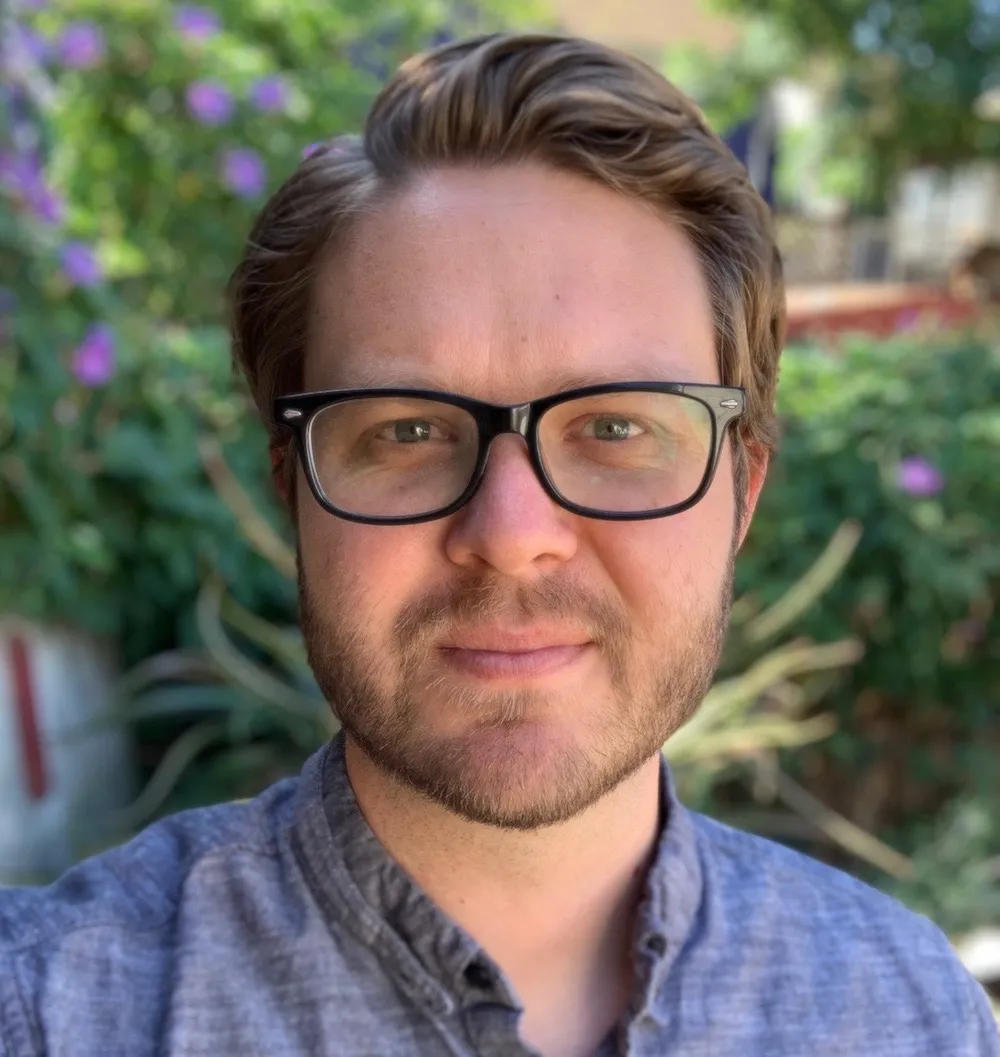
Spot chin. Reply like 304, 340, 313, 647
452, 714, 577, 767
359, 707, 650, 830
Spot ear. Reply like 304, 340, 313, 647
737, 443, 769, 549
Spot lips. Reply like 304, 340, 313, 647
438, 625, 592, 652
438, 644, 592, 679
435, 626, 594, 679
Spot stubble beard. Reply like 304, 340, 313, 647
299, 549, 735, 830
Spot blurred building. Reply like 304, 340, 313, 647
550, 0, 739, 64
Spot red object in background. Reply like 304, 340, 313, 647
785, 283, 982, 341
7, 635, 48, 800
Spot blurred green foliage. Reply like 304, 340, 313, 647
22, 0, 539, 322
662, 18, 854, 207
664, 18, 805, 136
883, 792, 1000, 936
0, 314, 291, 662
738, 328, 1000, 850
707, 0, 1000, 209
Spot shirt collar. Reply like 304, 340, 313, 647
290, 734, 703, 1014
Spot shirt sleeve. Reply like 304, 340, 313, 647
962, 971, 1000, 1055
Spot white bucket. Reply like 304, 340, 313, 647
0, 618, 135, 884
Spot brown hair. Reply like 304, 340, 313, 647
230, 32, 785, 504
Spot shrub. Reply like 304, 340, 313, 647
0, 312, 291, 662
738, 329, 1000, 850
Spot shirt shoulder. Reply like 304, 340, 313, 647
0, 776, 299, 953
0, 776, 302, 1057
689, 808, 947, 949
683, 809, 999, 1051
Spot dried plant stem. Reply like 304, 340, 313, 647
195, 578, 327, 722
771, 768, 915, 880
743, 519, 863, 644
198, 434, 297, 579
111, 719, 225, 832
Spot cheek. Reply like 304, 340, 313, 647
297, 495, 439, 627
590, 472, 736, 629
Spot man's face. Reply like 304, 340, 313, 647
297, 163, 763, 829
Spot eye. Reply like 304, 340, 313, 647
374, 418, 441, 444
580, 416, 646, 441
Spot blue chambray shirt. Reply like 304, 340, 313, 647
1, 735, 997, 1056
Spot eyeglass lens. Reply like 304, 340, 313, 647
306, 391, 714, 519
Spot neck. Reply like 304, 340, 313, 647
343, 737, 663, 1055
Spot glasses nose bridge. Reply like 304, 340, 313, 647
481, 401, 534, 446
467, 400, 552, 515
473, 401, 541, 494
508, 402, 532, 438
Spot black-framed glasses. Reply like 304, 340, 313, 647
274, 382, 745, 525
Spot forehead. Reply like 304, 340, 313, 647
305, 163, 718, 399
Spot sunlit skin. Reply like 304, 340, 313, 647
293, 163, 767, 1057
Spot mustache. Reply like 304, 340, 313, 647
392, 574, 632, 651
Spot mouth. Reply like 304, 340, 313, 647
437, 626, 594, 679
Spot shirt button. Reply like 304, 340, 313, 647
464, 961, 494, 990
644, 934, 667, 957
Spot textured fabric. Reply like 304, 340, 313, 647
0, 735, 996, 1057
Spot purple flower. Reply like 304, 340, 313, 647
56, 22, 106, 70
70, 325, 116, 387
0, 149, 63, 225
60, 241, 103, 287
11, 25, 50, 63
0, 147, 45, 187
29, 183, 64, 224
249, 76, 287, 112
0, 149, 35, 192
220, 148, 266, 198
897, 456, 944, 497
174, 6, 220, 42
186, 81, 234, 125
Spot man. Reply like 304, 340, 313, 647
1, 32, 996, 1057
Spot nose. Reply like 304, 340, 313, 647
443, 434, 578, 577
